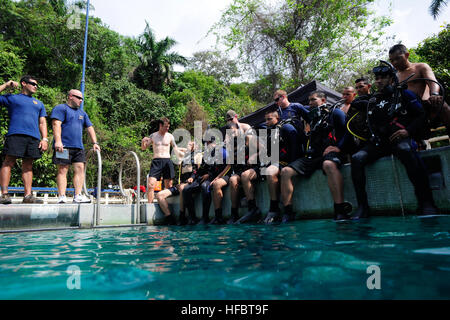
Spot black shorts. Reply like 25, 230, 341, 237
2, 134, 42, 159
288, 152, 343, 177
179, 172, 192, 184
209, 174, 231, 185
52, 148, 86, 165
168, 186, 180, 196
149, 158, 175, 180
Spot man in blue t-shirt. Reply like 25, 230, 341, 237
273, 89, 309, 161
51, 89, 100, 204
0, 75, 49, 204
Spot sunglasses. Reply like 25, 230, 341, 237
274, 96, 282, 103
26, 81, 38, 88
71, 94, 83, 101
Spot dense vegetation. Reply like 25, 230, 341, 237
0, 0, 447, 189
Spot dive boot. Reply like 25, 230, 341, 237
281, 212, 296, 223
235, 207, 261, 224
209, 209, 226, 225
177, 213, 188, 226
227, 213, 240, 224
187, 216, 199, 225
162, 214, 177, 226
187, 206, 199, 225
264, 211, 281, 225
197, 215, 210, 225
352, 204, 370, 220
334, 202, 352, 221
209, 216, 226, 225
417, 201, 439, 216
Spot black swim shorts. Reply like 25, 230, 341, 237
2, 134, 42, 159
52, 148, 86, 165
288, 152, 344, 177
149, 158, 175, 180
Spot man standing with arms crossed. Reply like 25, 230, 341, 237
141, 117, 180, 204
0, 76, 48, 204
51, 89, 100, 203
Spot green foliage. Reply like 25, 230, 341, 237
178, 99, 210, 134
34, 85, 65, 115
429, 0, 449, 19
92, 78, 170, 134
0, 37, 25, 81
82, 95, 105, 130
0, 0, 138, 90
188, 50, 241, 84
32, 152, 57, 187
211, 0, 392, 90
166, 71, 259, 128
132, 22, 188, 93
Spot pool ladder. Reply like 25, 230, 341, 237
119, 151, 141, 224
83, 149, 102, 227
83, 150, 142, 227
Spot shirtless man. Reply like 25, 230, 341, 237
225, 110, 253, 140
339, 87, 357, 115
389, 44, 450, 135
141, 117, 180, 203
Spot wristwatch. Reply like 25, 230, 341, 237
93, 142, 99, 145
42, 138, 49, 142
431, 92, 440, 96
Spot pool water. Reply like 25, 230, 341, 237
0, 215, 449, 300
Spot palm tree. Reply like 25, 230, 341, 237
133, 22, 188, 92
429, 0, 448, 19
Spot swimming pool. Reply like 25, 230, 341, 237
0, 215, 449, 300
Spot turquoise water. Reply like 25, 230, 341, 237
0, 216, 449, 300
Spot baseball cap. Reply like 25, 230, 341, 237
226, 110, 237, 121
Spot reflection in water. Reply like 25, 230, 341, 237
0, 216, 449, 299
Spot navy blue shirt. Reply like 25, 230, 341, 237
51, 104, 93, 149
0, 94, 47, 140
279, 103, 309, 121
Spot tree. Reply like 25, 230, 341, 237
0, 36, 24, 81
210, 0, 391, 89
0, 0, 137, 90
133, 22, 188, 93
429, 0, 448, 19
188, 50, 241, 84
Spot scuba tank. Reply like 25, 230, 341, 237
304, 104, 337, 158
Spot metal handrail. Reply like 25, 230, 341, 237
118, 151, 141, 224
83, 149, 102, 227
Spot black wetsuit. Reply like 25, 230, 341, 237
288, 105, 347, 177
181, 147, 228, 222
277, 103, 310, 161
343, 95, 372, 154
350, 89, 435, 213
